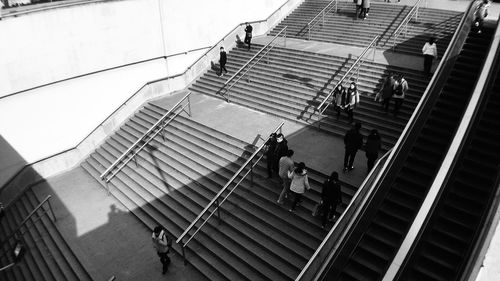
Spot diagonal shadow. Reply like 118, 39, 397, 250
296, 55, 352, 122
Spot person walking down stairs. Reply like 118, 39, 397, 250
393, 74, 408, 117
422, 37, 438, 75
378, 72, 396, 113
320, 171, 342, 229
360, 0, 371, 20
333, 84, 348, 119
265, 133, 278, 178
273, 133, 289, 176
288, 162, 311, 212
152, 226, 172, 275
244, 22, 253, 50
355, 0, 362, 18
277, 150, 295, 204
343, 122, 364, 172
346, 82, 360, 123
218, 47, 228, 76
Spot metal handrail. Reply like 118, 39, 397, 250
295, 149, 392, 281
0, 195, 56, 250
391, 0, 424, 51
221, 26, 287, 102
307, 0, 337, 40
99, 92, 192, 184
176, 121, 285, 263
315, 35, 378, 128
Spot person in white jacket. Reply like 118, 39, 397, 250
422, 37, 438, 75
288, 162, 311, 212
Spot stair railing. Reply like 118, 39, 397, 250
176, 121, 285, 265
390, 0, 424, 51
99, 92, 193, 188
0, 195, 56, 254
315, 35, 378, 129
307, 0, 338, 40
295, 149, 392, 281
220, 26, 287, 103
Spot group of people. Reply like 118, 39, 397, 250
375, 72, 409, 116
354, 0, 371, 20
331, 81, 361, 123
343, 122, 381, 172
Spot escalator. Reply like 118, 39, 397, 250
320, 16, 494, 281
394, 25, 500, 281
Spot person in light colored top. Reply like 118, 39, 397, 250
288, 162, 311, 212
277, 150, 295, 204
422, 37, 438, 75
152, 226, 171, 274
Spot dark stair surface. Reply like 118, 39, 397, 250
81, 105, 359, 281
0, 189, 92, 281
321, 27, 494, 281
269, 0, 462, 56
396, 31, 500, 281
190, 44, 431, 151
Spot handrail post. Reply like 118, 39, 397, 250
47, 198, 56, 222
187, 95, 192, 117
181, 241, 187, 265
105, 181, 110, 195
215, 199, 221, 223
250, 158, 254, 188
133, 155, 138, 168
308, 24, 311, 41
284, 28, 287, 47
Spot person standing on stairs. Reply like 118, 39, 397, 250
355, 0, 362, 18
393, 74, 408, 117
273, 133, 289, 175
218, 46, 228, 76
346, 82, 360, 123
343, 122, 364, 172
288, 162, 311, 212
244, 22, 253, 50
365, 129, 381, 171
265, 133, 278, 178
152, 226, 172, 275
421, 37, 438, 75
277, 150, 295, 204
360, 0, 370, 19
320, 171, 342, 229
333, 84, 347, 119
379, 72, 396, 113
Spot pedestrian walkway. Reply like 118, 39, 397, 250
32, 166, 207, 281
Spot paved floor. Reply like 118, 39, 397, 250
33, 167, 207, 281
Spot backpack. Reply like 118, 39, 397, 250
394, 83, 404, 97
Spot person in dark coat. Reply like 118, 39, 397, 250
343, 122, 364, 172
244, 22, 253, 50
273, 133, 289, 174
265, 133, 277, 178
360, 0, 370, 19
333, 84, 347, 119
365, 129, 381, 171
346, 82, 360, 123
218, 46, 228, 76
321, 171, 342, 228
152, 225, 172, 274
381, 73, 396, 113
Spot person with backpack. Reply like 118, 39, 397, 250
288, 162, 311, 212
344, 122, 364, 172
320, 171, 342, 228
152, 225, 172, 274
244, 22, 253, 50
346, 82, 360, 123
393, 74, 408, 117
474, 0, 491, 34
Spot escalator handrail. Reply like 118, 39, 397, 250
310, 1, 480, 279
382, 3, 500, 280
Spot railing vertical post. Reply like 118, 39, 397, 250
284, 28, 287, 47
47, 198, 56, 222
215, 199, 222, 223
322, 11, 325, 27
187, 95, 192, 117
181, 242, 187, 265
160, 129, 166, 142
134, 155, 138, 168
105, 181, 110, 195
308, 25, 311, 41
250, 159, 254, 188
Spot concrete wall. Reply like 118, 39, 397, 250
0, 0, 295, 189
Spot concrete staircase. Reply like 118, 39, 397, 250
189, 44, 431, 151
81, 105, 358, 281
0, 189, 92, 281
323, 27, 494, 281
269, 0, 462, 56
